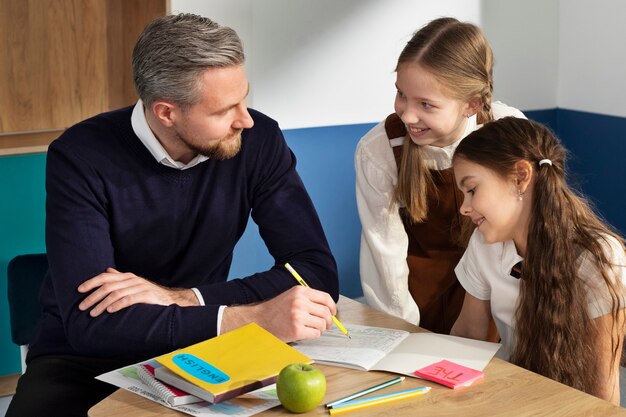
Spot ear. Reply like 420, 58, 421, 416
514, 160, 534, 193
150, 100, 177, 128
466, 96, 482, 117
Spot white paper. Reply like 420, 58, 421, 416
291, 325, 408, 370
96, 360, 280, 417
292, 324, 501, 377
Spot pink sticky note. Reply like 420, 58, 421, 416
414, 360, 484, 389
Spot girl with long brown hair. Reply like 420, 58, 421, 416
356, 17, 524, 333
451, 117, 625, 403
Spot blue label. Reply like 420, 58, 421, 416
172, 353, 230, 384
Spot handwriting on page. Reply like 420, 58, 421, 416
291, 325, 408, 370
414, 360, 483, 389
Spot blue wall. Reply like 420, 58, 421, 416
1, 109, 625, 377
227, 123, 373, 298
0, 153, 47, 376
525, 109, 626, 234
556, 110, 626, 235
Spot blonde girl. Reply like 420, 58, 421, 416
356, 17, 524, 333
452, 117, 625, 404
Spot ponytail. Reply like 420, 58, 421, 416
516, 151, 598, 393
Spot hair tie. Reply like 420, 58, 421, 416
538, 159, 552, 167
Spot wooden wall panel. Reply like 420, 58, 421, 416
107, 0, 168, 109
0, 0, 167, 155
0, 0, 32, 132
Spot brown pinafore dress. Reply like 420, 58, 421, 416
385, 113, 466, 334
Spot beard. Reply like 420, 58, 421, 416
175, 129, 243, 161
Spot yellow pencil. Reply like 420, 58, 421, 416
284, 263, 351, 339
328, 386, 431, 415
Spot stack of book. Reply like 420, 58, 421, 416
153, 322, 313, 403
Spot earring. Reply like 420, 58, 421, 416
518, 189, 524, 201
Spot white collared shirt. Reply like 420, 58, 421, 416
456, 229, 626, 360
131, 100, 209, 170
130, 100, 228, 334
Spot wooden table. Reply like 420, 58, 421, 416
90, 296, 626, 416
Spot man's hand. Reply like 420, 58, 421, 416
78, 268, 199, 317
222, 285, 336, 342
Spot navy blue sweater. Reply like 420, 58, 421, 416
30, 106, 338, 361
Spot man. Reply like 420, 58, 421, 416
8, 13, 338, 416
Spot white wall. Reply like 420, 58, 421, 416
170, 0, 626, 125
557, 0, 626, 118
481, 0, 559, 111
486, 0, 626, 118
171, 0, 481, 129
169, 0, 256, 103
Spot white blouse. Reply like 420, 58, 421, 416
355, 102, 525, 324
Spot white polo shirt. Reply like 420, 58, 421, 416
455, 229, 626, 360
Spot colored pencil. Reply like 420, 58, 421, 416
326, 376, 405, 408
328, 386, 431, 415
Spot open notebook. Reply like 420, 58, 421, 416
291, 323, 501, 376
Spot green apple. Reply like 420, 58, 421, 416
276, 363, 326, 413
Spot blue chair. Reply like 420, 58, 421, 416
7, 253, 48, 372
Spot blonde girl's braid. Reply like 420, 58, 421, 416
477, 80, 494, 124
476, 42, 494, 124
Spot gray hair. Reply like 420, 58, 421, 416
132, 13, 244, 108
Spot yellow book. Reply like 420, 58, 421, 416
154, 322, 312, 403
